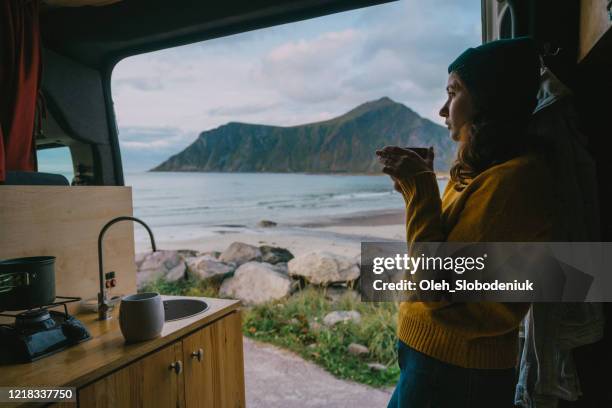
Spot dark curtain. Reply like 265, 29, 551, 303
0, 0, 41, 182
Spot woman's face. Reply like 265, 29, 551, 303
439, 72, 476, 142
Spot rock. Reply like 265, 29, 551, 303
134, 252, 148, 269
186, 255, 234, 282
288, 252, 360, 285
139, 250, 181, 271
271, 262, 289, 275
165, 264, 187, 282
367, 363, 387, 372
219, 242, 262, 265
324, 287, 360, 303
348, 343, 369, 357
260, 246, 294, 264
257, 220, 277, 228
197, 250, 221, 259
322, 311, 361, 327
137, 250, 188, 288
219, 262, 292, 305
177, 249, 199, 258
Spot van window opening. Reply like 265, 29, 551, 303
110, 0, 480, 253
36, 145, 74, 182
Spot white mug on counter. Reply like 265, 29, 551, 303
119, 292, 164, 343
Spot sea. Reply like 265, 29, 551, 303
121, 172, 448, 247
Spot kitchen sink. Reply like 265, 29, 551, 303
163, 299, 209, 322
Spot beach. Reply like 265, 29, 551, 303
135, 208, 407, 258
125, 172, 443, 258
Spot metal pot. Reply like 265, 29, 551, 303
0, 256, 56, 311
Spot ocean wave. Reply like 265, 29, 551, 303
329, 191, 394, 201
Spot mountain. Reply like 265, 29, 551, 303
151, 97, 456, 174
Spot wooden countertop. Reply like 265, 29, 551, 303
0, 296, 241, 389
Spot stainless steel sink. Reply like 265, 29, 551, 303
163, 299, 209, 322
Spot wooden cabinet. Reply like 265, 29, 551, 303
183, 311, 245, 408
78, 311, 244, 408
183, 321, 215, 408
79, 341, 183, 408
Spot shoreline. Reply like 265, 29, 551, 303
142, 170, 449, 178
135, 208, 406, 258
294, 208, 405, 228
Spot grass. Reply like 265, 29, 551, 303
242, 287, 399, 387
141, 279, 400, 388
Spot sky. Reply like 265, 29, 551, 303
110, 0, 481, 171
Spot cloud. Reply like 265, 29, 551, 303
118, 126, 194, 152
111, 0, 481, 163
341, 0, 481, 113
208, 102, 280, 117
113, 77, 164, 91
253, 29, 361, 104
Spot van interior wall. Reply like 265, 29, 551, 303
568, 28, 612, 408
41, 49, 120, 185
518, 2, 612, 404
528, 0, 580, 87
575, 29, 612, 241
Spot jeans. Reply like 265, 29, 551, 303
387, 341, 516, 408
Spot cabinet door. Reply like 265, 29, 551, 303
183, 311, 245, 408
182, 324, 214, 407
79, 341, 184, 408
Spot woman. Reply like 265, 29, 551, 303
379, 37, 554, 407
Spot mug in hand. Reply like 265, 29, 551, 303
405, 147, 432, 160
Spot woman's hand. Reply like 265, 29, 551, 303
376, 146, 434, 193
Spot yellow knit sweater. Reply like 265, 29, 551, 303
396, 153, 554, 369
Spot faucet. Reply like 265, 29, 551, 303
98, 216, 157, 320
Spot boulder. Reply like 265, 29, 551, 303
137, 250, 187, 288
177, 249, 199, 258
197, 250, 221, 259
288, 252, 360, 285
134, 252, 148, 269
257, 220, 277, 228
219, 242, 262, 265
322, 310, 361, 326
348, 343, 369, 357
219, 262, 292, 305
260, 245, 294, 264
271, 262, 289, 275
186, 255, 234, 282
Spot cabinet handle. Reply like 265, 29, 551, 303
191, 348, 204, 362
169, 360, 183, 374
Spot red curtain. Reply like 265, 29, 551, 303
0, 0, 41, 182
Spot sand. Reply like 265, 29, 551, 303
135, 209, 407, 258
